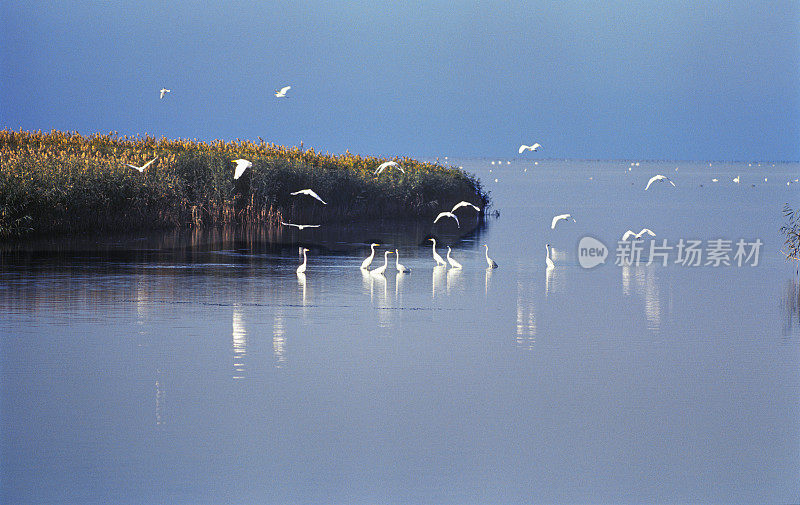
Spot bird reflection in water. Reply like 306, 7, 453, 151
516, 279, 536, 351
232, 306, 246, 379
432, 265, 446, 298
273, 311, 286, 369
297, 272, 308, 309
155, 368, 166, 426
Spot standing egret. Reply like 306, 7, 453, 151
232, 159, 252, 180
621, 228, 656, 241
429, 238, 447, 266
296, 248, 309, 274
375, 161, 404, 174
518, 143, 542, 153
395, 249, 410, 273
290, 189, 327, 204
446, 246, 462, 269
451, 201, 481, 213
545, 244, 555, 269
551, 213, 575, 229
360, 243, 380, 270
159, 88, 170, 99
126, 157, 158, 172
371, 250, 394, 276
483, 244, 498, 268
275, 86, 291, 98
434, 212, 460, 228
644, 174, 675, 190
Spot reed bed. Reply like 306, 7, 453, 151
0, 129, 487, 238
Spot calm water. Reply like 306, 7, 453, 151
2, 160, 799, 504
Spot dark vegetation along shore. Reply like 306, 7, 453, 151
0, 130, 488, 239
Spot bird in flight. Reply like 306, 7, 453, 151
450, 201, 481, 213
275, 86, 291, 98
551, 213, 575, 229
375, 161, 405, 175
232, 159, 252, 180
159, 88, 170, 99
434, 211, 460, 228
644, 175, 675, 190
126, 157, 158, 172
518, 143, 542, 153
290, 189, 327, 205
621, 228, 656, 241
281, 222, 320, 230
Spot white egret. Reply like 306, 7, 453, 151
360, 243, 380, 270
395, 249, 410, 273
644, 174, 675, 190
545, 243, 555, 269
232, 159, 252, 180
551, 213, 575, 229
429, 238, 447, 266
434, 211, 460, 228
290, 189, 327, 204
375, 161, 404, 174
712, 178, 719, 182
371, 250, 394, 276
296, 248, 309, 274
483, 244, 498, 268
126, 157, 157, 172
446, 246, 462, 269
450, 201, 481, 213
275, 86, 291, 98
733, 176, 740, 184
159, 88, 170, 99
518, 143, 542, 153
281, 222, 320, 230
621, 228, 656, 241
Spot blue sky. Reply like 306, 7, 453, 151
2, 1, 798, 160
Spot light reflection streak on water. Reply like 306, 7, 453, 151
273, 309, 286, 369
516, 278, 536, 351
432, 265, 446, 298
297, 273, 308, 312
232, 305, 246, 379
154, 368, 165, 426
446, 267, 462, 296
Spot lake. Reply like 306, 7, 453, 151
2, 159, 799, 504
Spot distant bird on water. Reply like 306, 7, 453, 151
281, 222, 320, 230
275, 86, 291, 98
450, 201, 481, 213
551, 213, 575, 229
644, 174, 675, 190
483, 244, 498, 268
375, 161, 404, 175
290, 189, 327, 204
621, 228, 656, 241
518, 143, 542, 153
126, 157, 158, 172
733, 176, 740, 184
434, 211, 460, 228
159, 88, 170, 99
232, 159, 252, 180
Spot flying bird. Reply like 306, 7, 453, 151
518, 143, 542, 153
446, 246, 462, 269
434, 212, 460, 228
375, 161, 404, 175
232, 159, 252, 180
275, 86, 291, 98
281, 222, 320, 230
450, 201, 481, 213
483, 244, 498, 268
621, 228, 656, 241
290, 189, 327, 204
126, 157, 158, 172
159, 88, 170, 99
551, 213, 575, 230
644, 174, 675, 190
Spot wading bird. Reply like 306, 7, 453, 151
446, 246, 462, 269
644, 174, 675, 190
483, 244, 498, 268
290, 189, 327, 204
371, 250, 394, 276
551, 213, 575, 229
545, 243, 555, 269
126, 157, 158, 172
451, 201, 481, 213
434, 211, 460, 228
275, 86, 291, 98
733, 176, 740, 184
429, 238, 447, 266
375, 161, 404, 175
518, 143, 542, 153
395, 249, 410, 273
159, 88, 170, 99
360, 243, 380, 270
232, 159, 252, 180
281, 222, 320, 230
621, 228, 656, 241
296, 248, 309, 274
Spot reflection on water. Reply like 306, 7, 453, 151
446, 267, 463, 296
273, 311, 286, 369
621, 264, 663, 331
154, 368, 165, 426
232, 306, 246, 379
782, 278, 800, 338
432, 265, 446, 297
516, 279, 536, 351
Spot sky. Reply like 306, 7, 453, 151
2, 1, 798, 161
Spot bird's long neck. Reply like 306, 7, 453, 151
369, 245, 376, 259
302, 250, 307, 266
484, 246, 490, 260
546, 245, 551, 259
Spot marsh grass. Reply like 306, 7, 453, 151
0, 130, 487, 238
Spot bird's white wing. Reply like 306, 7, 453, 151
621, 230, 635, 241
532, 143, 541, 150
644, 176, 658, 190
233, 160, 251, 180
451, 201, 480, 213
551, 214, 569, 229
280, 86, 291, 94
140, 157, 157, 170
126, 164, 144, 172
518, 145, 529, 154
639, 228, 656, 237
668, 178, 675, 186
281, 222, 300, 228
